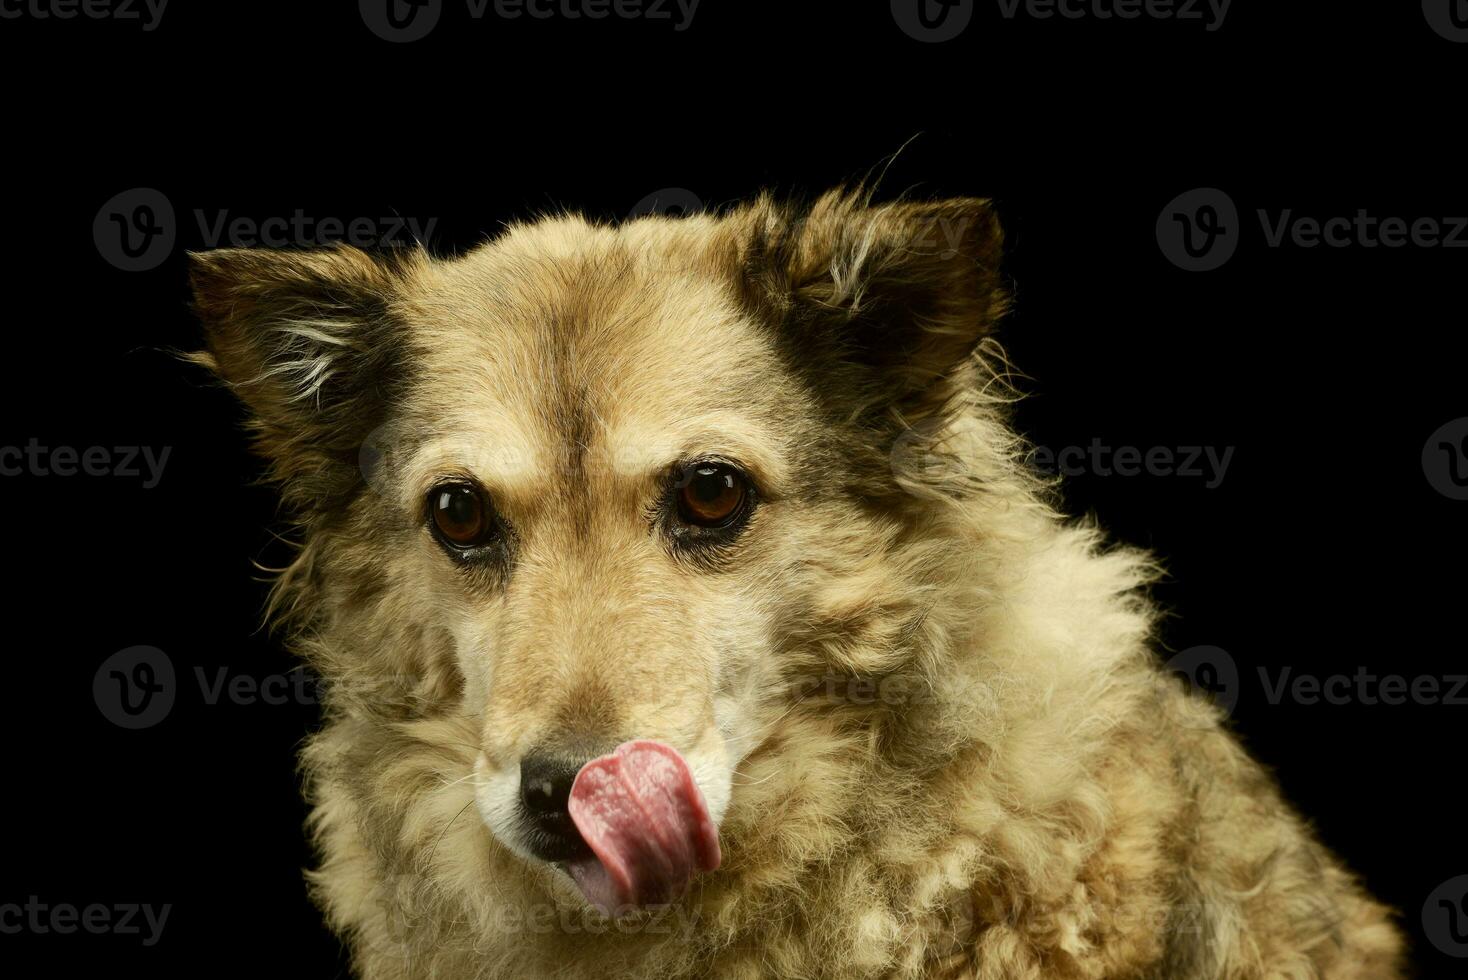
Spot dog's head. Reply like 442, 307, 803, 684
192, 190, 1009, 912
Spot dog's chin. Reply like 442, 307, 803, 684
471, 799, 697, 920
469, 795, 590, 906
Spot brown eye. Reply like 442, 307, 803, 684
677, 464, 748, 527
429, 482, 493, 549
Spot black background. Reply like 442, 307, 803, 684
1, 1, 1463, 976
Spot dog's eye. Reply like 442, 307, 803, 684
676, 464, 748, 528
428, 482, 494, 549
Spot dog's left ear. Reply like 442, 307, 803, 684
734, 190, 1007, 419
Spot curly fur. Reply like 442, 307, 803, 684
191, 189, 1404, 979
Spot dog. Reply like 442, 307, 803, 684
191, 188, 1405, 978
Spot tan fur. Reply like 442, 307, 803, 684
192, 190, 1405, 979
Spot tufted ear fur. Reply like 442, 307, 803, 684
733, 189, 1009, 427
189, 245, 424, 515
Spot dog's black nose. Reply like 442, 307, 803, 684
520, 753, 579, 816
519, 753, 591, 861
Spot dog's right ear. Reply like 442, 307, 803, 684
189, 245, 422, 512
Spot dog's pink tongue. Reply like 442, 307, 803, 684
566, 740, 721, 915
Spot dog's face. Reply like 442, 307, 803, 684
400, 219, 825, 866
192, 191, 1006, 906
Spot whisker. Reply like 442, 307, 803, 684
437, 770, 480, 790
730, 767, 781, 787
427, 799, 476, 871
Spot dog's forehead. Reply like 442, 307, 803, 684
398, 218, 800, 494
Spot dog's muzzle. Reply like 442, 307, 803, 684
512, 740, 722, 915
